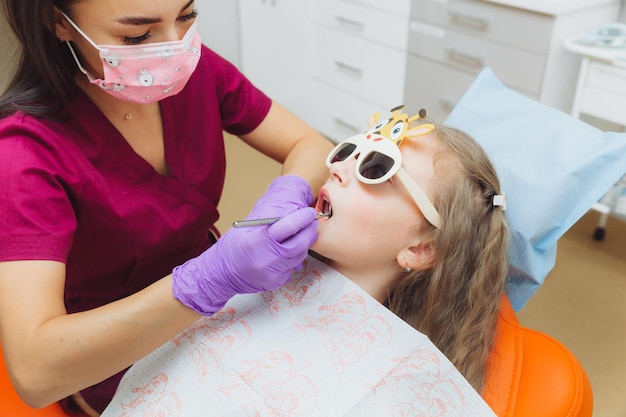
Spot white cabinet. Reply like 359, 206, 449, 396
565, 34, 626, 126
564, 35, 626, 239
404, 0, 621, 122
577, 61, 626, 125
237, 0, 621, 142
238, 0, 314, 121
307, 0, 411, 140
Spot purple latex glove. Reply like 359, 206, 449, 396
247, 175, 315, 220
172, 176, 318, 315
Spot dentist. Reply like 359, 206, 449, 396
0, 0, 333, 415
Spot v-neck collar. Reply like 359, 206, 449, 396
70, 91, 177, 181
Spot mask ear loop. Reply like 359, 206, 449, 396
64, 42, 92, 77
58, 10, 101, 78
58, 10, 102, 51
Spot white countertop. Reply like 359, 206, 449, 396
564, 33, 626, 65
483, 0, 619, 16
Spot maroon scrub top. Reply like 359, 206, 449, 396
0, 45, 271, 412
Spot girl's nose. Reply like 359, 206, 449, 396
328, 157, 357, 184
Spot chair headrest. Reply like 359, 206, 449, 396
446, 68, 626, 311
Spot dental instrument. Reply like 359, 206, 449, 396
233, 213, 330, 228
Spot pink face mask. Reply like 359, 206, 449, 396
61, 11, 201, 103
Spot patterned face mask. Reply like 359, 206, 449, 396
61, 11, 202, 103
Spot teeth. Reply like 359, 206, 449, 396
322, 197, 332, 217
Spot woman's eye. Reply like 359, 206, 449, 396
121, 8, 197, 44
123, 32, 152, 44
179, 8, 199, 22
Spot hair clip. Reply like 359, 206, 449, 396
493, 193, 507, 210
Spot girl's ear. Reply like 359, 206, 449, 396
397, 241, 435, 272
53, 7, 75, 42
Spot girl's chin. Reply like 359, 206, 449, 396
309, 242, 322, 255
309, 244, 329, 259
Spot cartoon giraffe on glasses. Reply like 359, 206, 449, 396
366, 105, 435, 145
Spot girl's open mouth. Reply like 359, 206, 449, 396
320, 197, 332, 218
316, 189, 333, 219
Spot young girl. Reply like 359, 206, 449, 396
312, 110, 508, 392
103, 107, 509, 416
0, 0, 331, 414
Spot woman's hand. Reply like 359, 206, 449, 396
172, 176, 318, 315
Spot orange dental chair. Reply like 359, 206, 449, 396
483, 295, 593, 417
1, 294, 592, 417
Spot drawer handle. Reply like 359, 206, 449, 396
333, 117, 360, 133
448, 12, 489, 30
335, 16, 365, 32
445, 48, 484, 68
334, 61, 363, 78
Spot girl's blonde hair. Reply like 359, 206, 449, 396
388, 124, 509, 393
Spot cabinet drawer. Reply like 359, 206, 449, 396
313, 26, 407, 108
408, 22, 545, 95
316, 0, 410, 50
587, 60, 626, 96
410, 0, 553, 55
579, 61, 626, 126
307, 80, 392, 143
341, 0, 410, 16
404, 55, 478, 122
579, 87, 626, 126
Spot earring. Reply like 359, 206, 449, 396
402, 258, 411, 273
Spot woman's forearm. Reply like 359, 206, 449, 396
6, 275, 199, 408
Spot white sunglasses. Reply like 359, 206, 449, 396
326, 133, 442, 229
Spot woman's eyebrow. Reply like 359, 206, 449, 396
115, 0, 195, 26
115, 15, 162, 26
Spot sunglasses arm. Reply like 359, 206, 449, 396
396, 168, 442, 229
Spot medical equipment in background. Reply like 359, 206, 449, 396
565, 24, 626, 241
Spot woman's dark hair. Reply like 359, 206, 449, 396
0, 1, 79, 119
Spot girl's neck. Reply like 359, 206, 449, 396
322, 257, 400, 304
